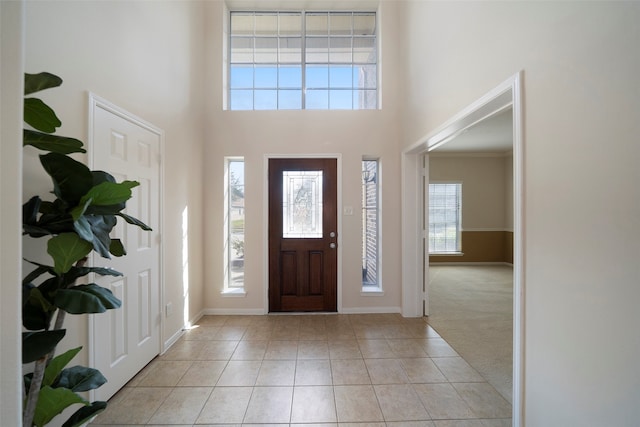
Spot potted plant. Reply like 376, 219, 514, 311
21, 72, 151, 427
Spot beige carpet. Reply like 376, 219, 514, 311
426, 264, 513, 403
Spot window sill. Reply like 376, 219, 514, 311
221, 288, 247, 297
429, 252, 464, 256
361, 289, 384, 296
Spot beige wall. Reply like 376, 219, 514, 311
23, 0, 206, 363
401, 1, 640, 425
429, 155, 513, 263
430, 155, 508, 230
202, 1, 404, 313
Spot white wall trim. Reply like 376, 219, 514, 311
341, 306, 401, 314
461, 228, 514, 232
202, 308, 265, 316
162, 328, 185, 354
401, 71, 525, 427
429, 262, 513, 267
0, 1, 25, 423
263, 154, 343, 314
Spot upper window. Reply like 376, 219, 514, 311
428, 183, 462, 253
229, 11, 377, 110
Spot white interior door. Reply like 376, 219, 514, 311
89, 96, 162, 401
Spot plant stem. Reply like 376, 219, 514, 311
23, 258, 89, 426
23, 357, 46, 427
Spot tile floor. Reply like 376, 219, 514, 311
90, 314, 511, 426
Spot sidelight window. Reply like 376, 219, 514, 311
225, 158, 245, 292
362, 159, 380, 290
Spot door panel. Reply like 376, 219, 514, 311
90, 102, 161, 400
269, 158, 337, 312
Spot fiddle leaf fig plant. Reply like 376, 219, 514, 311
22, 72, 151, 427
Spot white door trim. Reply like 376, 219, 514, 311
86, 93, 165, 399
401, 71, 525, 427
263, 154, 343, 314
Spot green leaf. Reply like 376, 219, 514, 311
91, 170, 116, 185
23, 285, 57, 330
72, 215, 93, 243
66, 265, 123, 279
24, 129, 85, 154
23, 195, 41, 226
109, 238, 126, 257
84, 181, 138, 207
54, 284, 121, 314
62, 401, 107, 427
33, 386, 87, 427
47, 233, 93, 274
54, 365, 107, 392
22, 261, 53, 285
71, 181, 138, 221
24, 98, 62, 133
40, 153, 93, 205
43, 347, 82, 387
117, 212, 152, 231
24, 72, 62, 95
82, 215, 117, 258
22, 330, 66, 363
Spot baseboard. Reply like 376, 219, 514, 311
189, 309, 206, 327
429, 261, 513, 266
201, 308, 266, 315
340, 306, 401, 314
162, 328, 185, 354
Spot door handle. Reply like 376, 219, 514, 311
329, 243, 336, 249
329, 231, 336, 238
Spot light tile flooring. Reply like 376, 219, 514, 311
91, 314, 511, 426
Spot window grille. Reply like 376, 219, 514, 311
428, 183, 462, 253
229, 11, 377, 110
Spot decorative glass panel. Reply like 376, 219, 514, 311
283, 170, 323, 238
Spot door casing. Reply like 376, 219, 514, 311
263, 154, 342, 314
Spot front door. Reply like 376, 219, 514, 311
269, 158, 337, 312
89, 99, 162, 400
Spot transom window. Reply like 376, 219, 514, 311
229, 11, 377, 110
428, 183, 462, 253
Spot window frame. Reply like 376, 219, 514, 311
428, 182, 462, 254
227, 10, 378, 111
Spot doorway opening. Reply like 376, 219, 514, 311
401, 72, 524, 426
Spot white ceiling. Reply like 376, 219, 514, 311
431, 107, 513, 154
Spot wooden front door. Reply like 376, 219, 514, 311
269, 158, 338, 312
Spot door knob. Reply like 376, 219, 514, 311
330, 243, 336, 249
329, 231, 336, 238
